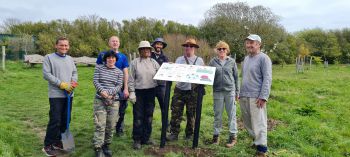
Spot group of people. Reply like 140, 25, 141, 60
41, 34, 272, 157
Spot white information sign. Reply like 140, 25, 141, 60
153, 63, 216, 85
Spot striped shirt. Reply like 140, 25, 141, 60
93, 64, 124, 100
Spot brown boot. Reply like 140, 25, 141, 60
225, 134, 237, 148
212, 135, 219, 145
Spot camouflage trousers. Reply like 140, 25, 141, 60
93, 98, 120, 148
169, 87, 198, 136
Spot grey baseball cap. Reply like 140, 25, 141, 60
246, 34, 262, 43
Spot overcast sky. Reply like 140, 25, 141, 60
0, 0, 349, 33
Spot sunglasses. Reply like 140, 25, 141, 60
184, 45, 195, 48
217, 48, 226, 51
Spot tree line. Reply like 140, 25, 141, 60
1, 2, 350, 64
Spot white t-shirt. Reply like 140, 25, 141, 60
175, 55, 205, 90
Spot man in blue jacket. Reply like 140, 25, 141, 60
96, 36, 129, 137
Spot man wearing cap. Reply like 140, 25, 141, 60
151, 37, 169, 115
167, 38, 205, 141
129, 41, 160, 149
239, 34, 272, 157
96, 36, 129, 137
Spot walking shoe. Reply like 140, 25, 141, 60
256, 151, 267, 157
185, 134, 193, 140
94, 147, 103, 157
52, 142, 63, 150
42, 145, 56, 156
256, 145, 268, 157
102, 144, 112, 157
212, 135, 219, 145
133, 140, 141, 150
141, 139, 156, 145
225, 134, 237, 148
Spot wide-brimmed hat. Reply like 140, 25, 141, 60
151, 37, 167, 48
138, 41, 152, 50
246, 34, 262, 43
181, 38, 199, 48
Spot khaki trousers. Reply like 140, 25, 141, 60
239, 97, 267, 146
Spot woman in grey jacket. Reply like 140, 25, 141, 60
208, 41, 239, 148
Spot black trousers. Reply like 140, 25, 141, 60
155, 85, 166, 114
115, 99, 128, 132
44, 97, 73, 146
132, 88, 156, 142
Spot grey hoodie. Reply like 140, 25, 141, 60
208, 56, 239, 95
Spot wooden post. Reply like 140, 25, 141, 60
2, 46, 5, 71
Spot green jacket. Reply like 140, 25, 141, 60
208, 56, 239, 95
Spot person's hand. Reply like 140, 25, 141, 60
59, 82, 74, 93
100, 91, 109, 98
71, 81, 78, 88
123, 89, 129, 98
59, 82, 69, 90
256, 99, 266, 108
129, 91, 136, 104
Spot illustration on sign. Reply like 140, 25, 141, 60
153, 63, 216, 85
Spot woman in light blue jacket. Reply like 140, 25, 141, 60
208, 41, 239, 148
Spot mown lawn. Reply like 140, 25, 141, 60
0, 61, 349, 157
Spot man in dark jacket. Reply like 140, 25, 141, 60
150, 38, 169, 114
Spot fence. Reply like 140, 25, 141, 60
1, 46, 5, 70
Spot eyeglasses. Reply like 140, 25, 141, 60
217, 48, 226, 51
184, 45, 195, 48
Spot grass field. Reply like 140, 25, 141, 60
0, 61, 349, 157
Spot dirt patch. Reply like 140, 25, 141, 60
237, 118, 282, 131
145, 145, 215, 157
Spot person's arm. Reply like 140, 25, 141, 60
128, 60, 136, 92
120, 55, 130, 98
71, 58, 78, 82
96, 52, 103, 64
43, 55, 61, 86
232, 61, 239, 101
93, 65, 108, 98
123, 68, 129, 97
257, 56, 272, 108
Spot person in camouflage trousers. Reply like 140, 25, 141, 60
93, 51, 124, 157
93, 99, 120, 156
167, 38, 205, 141
169, 86, 199, 138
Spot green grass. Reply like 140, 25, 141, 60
0, 62, 349, 157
